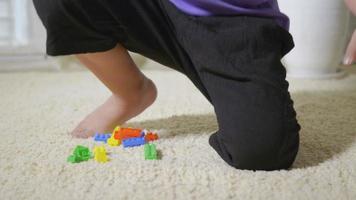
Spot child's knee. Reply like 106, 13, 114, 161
209, 116, 300, 171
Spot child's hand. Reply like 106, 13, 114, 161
344, 30, 356, 65
343, 0, 356, 66
345, 0, 356, 15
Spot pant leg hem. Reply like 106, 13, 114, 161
209, 132, 234, 167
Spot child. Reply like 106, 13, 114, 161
344, 0, 356, 65
33, 0, 300, 171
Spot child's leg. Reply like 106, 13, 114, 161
163, 1, 301, 170
72, 44, 157, 138
196, 20, 300, 170
198, 25, 300, 171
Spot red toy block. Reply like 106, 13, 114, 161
145, 132, 159, 142
113, 128, 142, 140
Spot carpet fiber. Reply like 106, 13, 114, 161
1, 65, 356, 200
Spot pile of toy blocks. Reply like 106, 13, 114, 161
67, 126, 159, 164
94, 126, 159, 147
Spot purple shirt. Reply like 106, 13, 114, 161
169, 0, 289, 31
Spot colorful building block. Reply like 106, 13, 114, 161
112, 126, 122, 139
107, 136, 121, 146
112, 126, 121, 135
144, 132, 159, 142
144, 143, 157, 160
93, 146, 108, 163
114, 127, 143, 140
67, 145, 92, 163
122, 136, 145, 148
94, 133, 111, 143
141, 129, 148, 135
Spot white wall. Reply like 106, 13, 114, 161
0, 0, 46, 54
0, 0, 60, 71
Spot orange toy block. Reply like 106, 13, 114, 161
145, 132, 159, 142
113, 128, 143, 140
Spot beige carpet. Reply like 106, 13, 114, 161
0, 64, 356, 200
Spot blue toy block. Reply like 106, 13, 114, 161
123, 136, 145, 148
94, 133, 111, 143
140, 131, 145, 137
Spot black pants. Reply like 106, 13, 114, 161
33, 0, 301, 171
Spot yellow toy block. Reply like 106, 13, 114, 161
107, 137, 121, 146
93, 146, 108, 163
112, 125, 121, 135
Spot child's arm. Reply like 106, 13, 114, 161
345, 0, 356, 15
343, 0, 356, 65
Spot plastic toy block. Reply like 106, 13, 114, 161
144, 143, 157, 160
67, 155, 77, 163
67, 145, 92, 163
107, 136, 121, 146
122, 136, 145, 148
140, 131, 145, 137
94, 133, 111, 143
144, 132, 159, 142
112, 126, 121, 135
141, 129, 148, 135
112, 126, 123, 140
93, 146, 108, 163
114, 128, 143, 140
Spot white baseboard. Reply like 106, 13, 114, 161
0, 54, 60, 72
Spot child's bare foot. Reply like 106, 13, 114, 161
71, 77, 157, 138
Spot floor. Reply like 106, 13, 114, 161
0, 62, 355, 200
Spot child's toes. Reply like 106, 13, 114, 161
70, 128, 93, 138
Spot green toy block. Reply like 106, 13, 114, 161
144, 143, 157, 160
67, 155, 77, 163
67, 145, 92, 163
